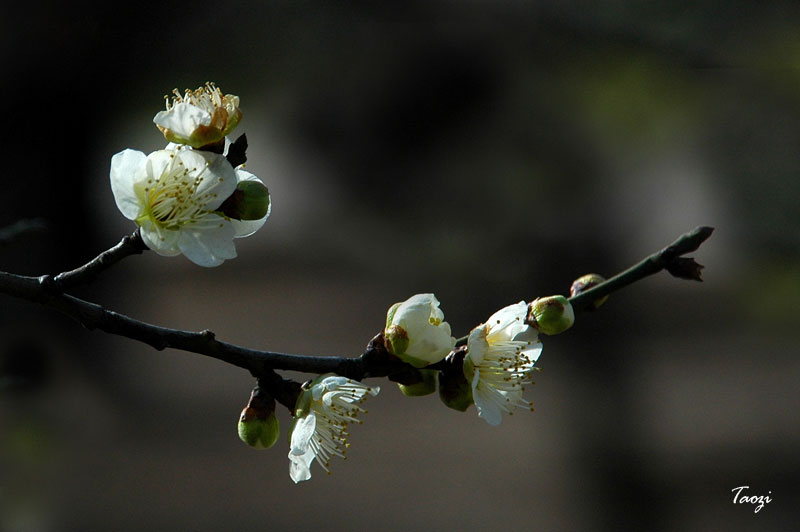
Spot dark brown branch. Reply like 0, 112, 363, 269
0, 270, 386, 407
0, 226, 713, 406
45, 230, 148, 291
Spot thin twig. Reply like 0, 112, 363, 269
47, 230, 148, 291
567, 226, 714, 312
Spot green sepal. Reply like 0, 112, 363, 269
385, 302, 402, 329
384, 324, 409, 356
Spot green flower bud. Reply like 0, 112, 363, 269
397, 369, 437, 397
570, 273, 608, 309
530, 295, 575, 335
218, 180, 271, 221
237, 387, 280, 450
439, 355, 473, 412
238, 408, 280, 449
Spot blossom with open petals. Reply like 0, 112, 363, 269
288, 374, 379, 483
110, 147, 268, 267
384, 293, 455, 368
464, 301, 543, 426
153, 82, 242, 148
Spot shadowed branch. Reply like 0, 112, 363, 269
0, 225, 714, 408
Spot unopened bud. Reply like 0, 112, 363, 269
218, 180, 271, 221
237, 388, 280, 450
439, 350, 473, 412
570, 273, 608, 309
529, 295, 575, 335
397, 369, 437, 397
383, 294, 455, 368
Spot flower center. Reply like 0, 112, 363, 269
165, 82, 217, 110
309, 384, 373, 472
476, 335, 538, 395
136, 155, 220, 230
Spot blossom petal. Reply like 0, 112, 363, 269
466, 325, 489, 366
153, 102, 212, 136
289, 414, 317, 483
486, 301, 529, 343
110, 149, 147, 220
290, 413, 316, 455
193, 151, 238, 210
139, 223, 180, 256
177, 220, 237, 267
472, 373, 503, 426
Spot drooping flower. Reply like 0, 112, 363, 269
288, 374, 379, 483
383, 293, 455, 368
110, 147, 269, 267
464, 301, 543, 426
153, 82, 242, 149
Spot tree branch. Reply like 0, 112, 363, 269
567, 226, 714, 312
45, 230, 148, 291
0, 226, 714, 408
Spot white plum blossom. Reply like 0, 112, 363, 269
153, 82, 242, 148
288, 374, 379, 483
464, 301, 543, 426
110, 147, 267, 267
384, 293, 455, 368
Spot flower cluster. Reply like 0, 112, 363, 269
105, 82, 593, 483
110, 83, 269, 266
244, 291, 575, 482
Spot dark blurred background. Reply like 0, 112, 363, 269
1, 1, 799, 531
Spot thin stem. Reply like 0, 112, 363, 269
567, 226, 714, 312
48, 230, 148, 291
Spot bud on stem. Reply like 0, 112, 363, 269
238, 386, 280, 450
529, 295, 575, 335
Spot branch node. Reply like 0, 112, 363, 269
200, 329, 216, 341
37, 274, 59, 297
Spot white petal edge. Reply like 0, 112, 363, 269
289, 414, 317, 483
110, 149, 147, 221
